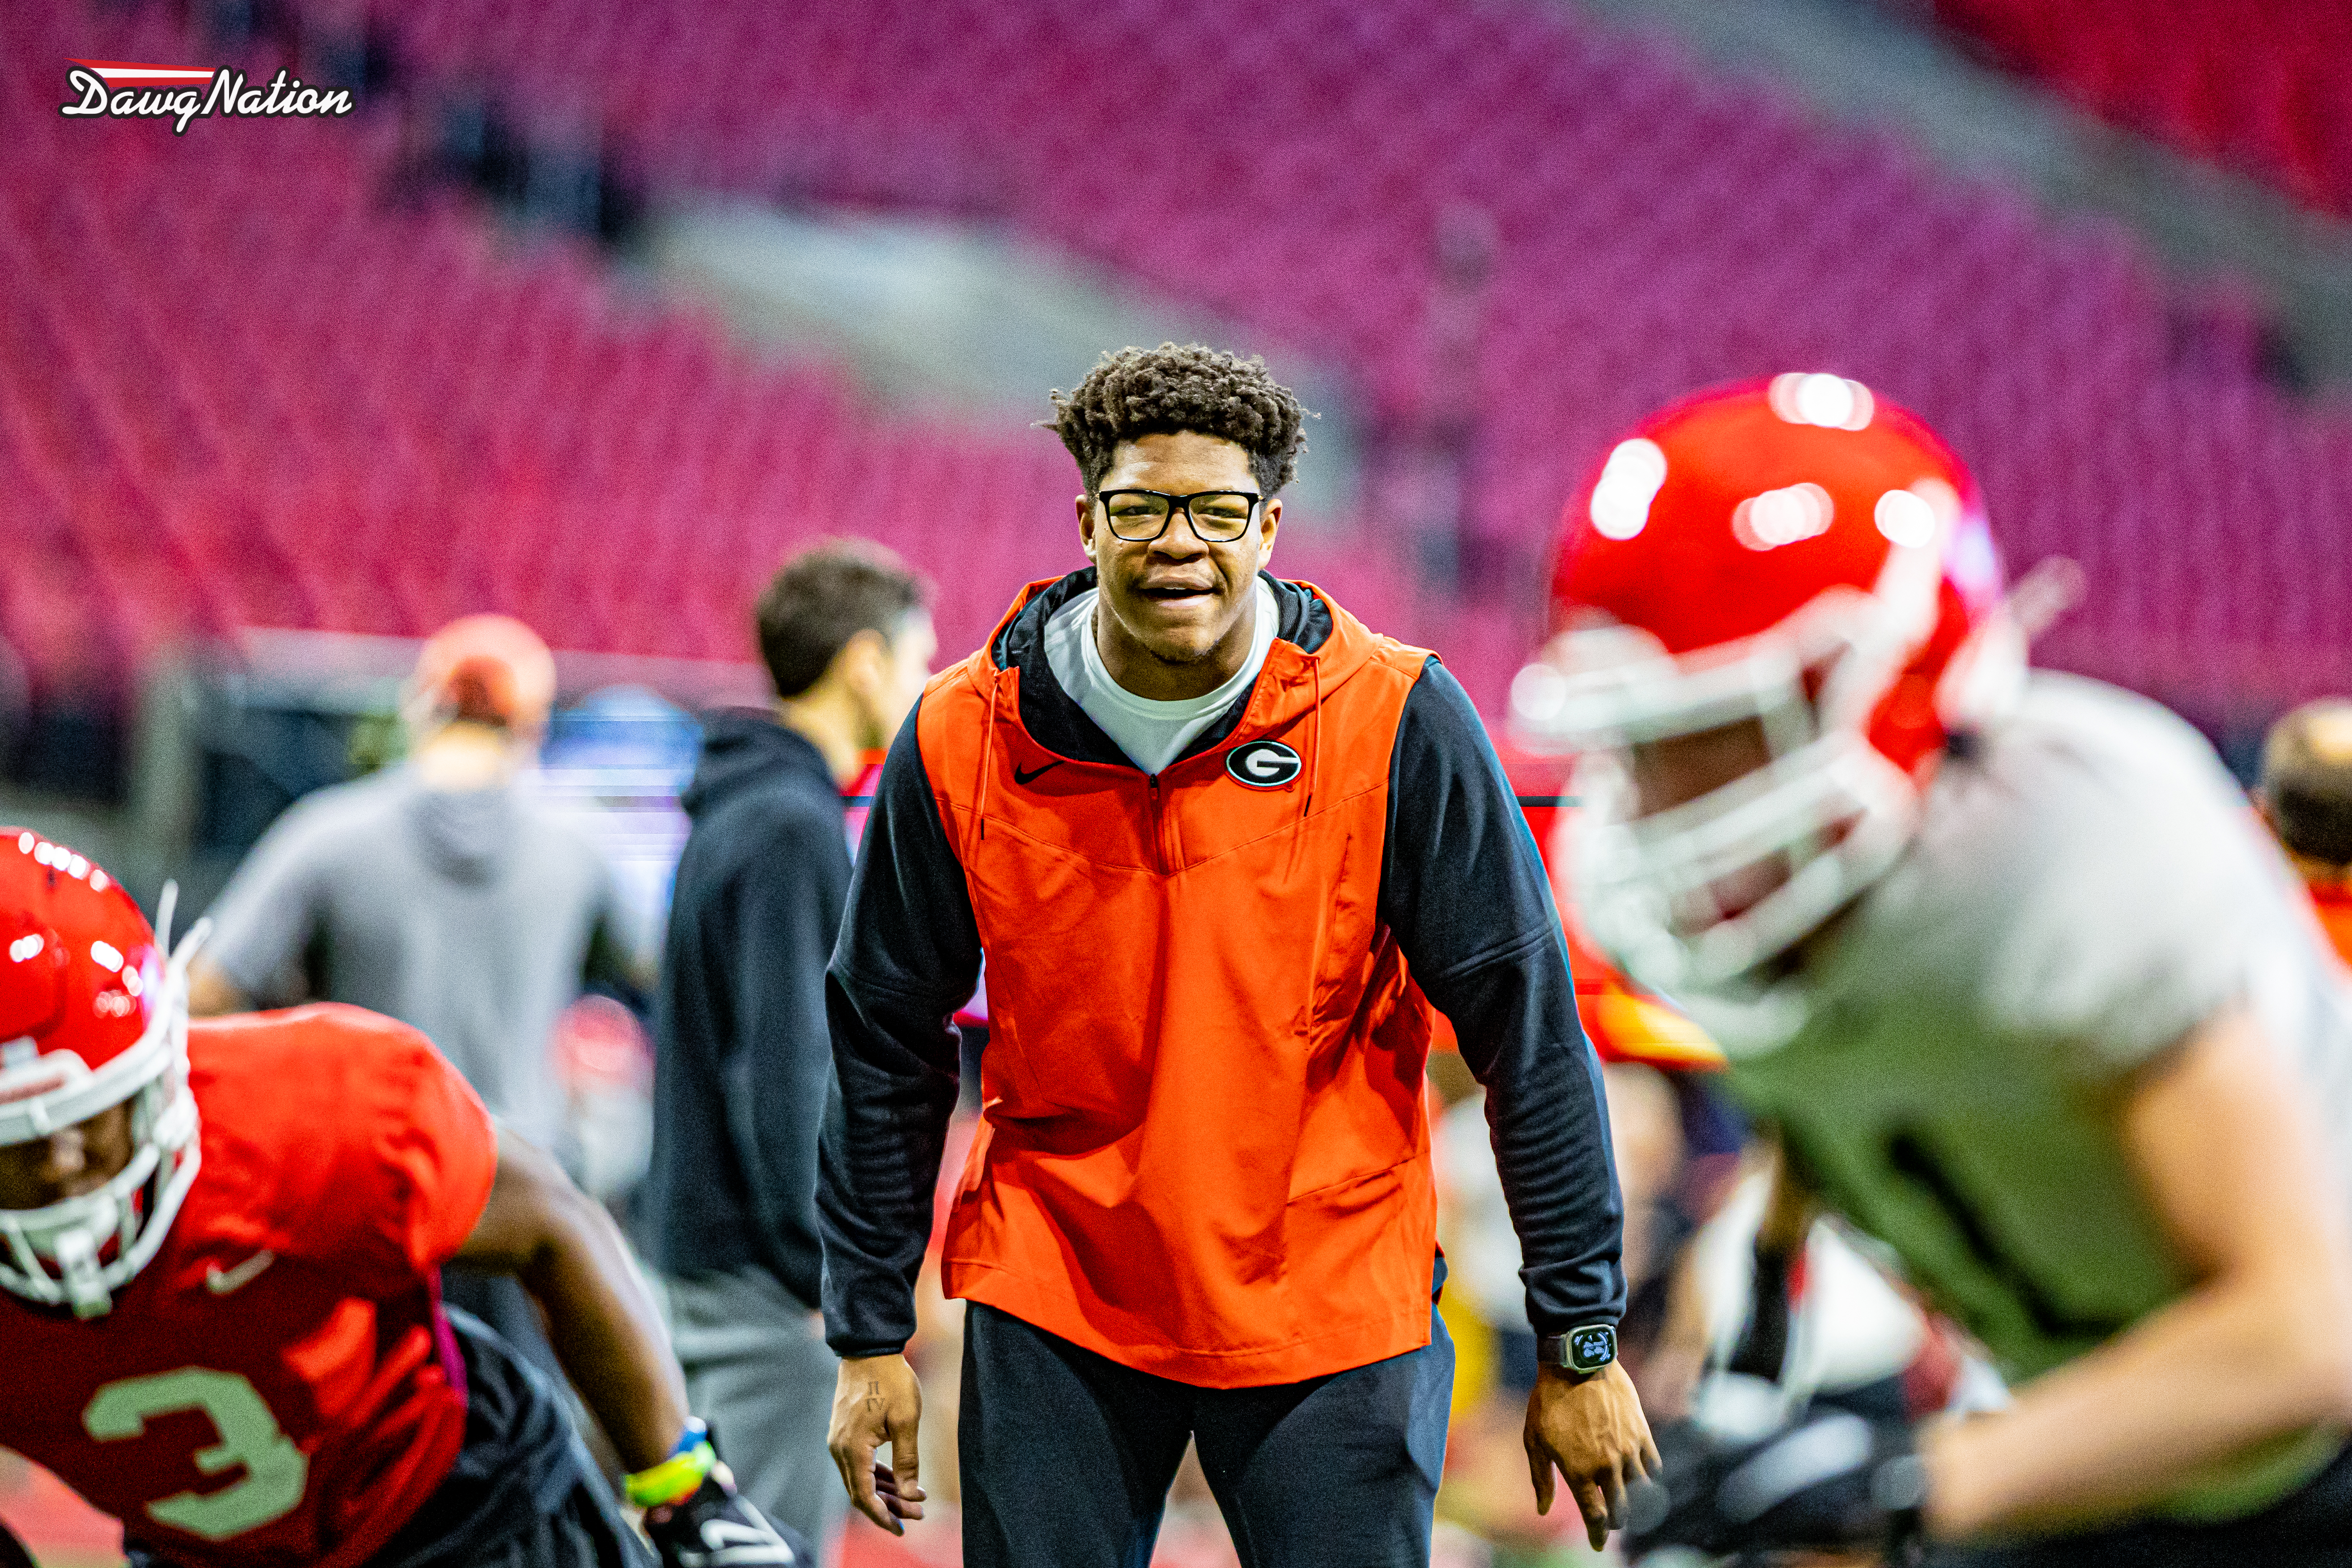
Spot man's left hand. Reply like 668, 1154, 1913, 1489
1524, 1360, 1663, 1549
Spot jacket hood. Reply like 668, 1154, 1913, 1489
681, 710, 834, 820
400, 772, 520, 883
978, 569, 1373, 769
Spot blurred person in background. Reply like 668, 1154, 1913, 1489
2260, 698, 2352, 967
186, 612, 640, 1387
822, 344, 1655, 1566
641, 541, 934, 1564
1518, 377, 2352, 1565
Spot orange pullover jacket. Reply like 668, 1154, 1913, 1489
818, 571, 1624, 1386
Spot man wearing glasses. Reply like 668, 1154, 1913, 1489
820, 343, 1655, 1566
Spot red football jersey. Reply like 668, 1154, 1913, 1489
0, 1004, 499, 1568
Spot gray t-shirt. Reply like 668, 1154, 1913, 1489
1712, 675, 2352, 1517
203, 765, 622, 1151
1042, 580, 1277, 774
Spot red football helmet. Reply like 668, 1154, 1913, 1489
1512, 376, 2017, 1049
0, 831, 204, 1316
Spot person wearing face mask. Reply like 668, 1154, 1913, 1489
821, 344, 1652, 1567
642, 542, 935, 1564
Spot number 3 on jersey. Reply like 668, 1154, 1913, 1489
84, 1370, 308, 1541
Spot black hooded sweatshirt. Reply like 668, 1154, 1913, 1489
642, 711, 848, 1305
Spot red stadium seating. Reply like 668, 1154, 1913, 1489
1930, 0, 2352, 221
0, 6, 1090, 692
4, 0, 2351, 725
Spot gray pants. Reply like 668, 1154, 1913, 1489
661, 1269, 846, 1566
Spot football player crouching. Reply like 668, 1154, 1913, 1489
1513, 378, 2352, 1564
0, 831, 807, 1568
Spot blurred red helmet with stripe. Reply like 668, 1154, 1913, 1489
1513, 376, 2020, 1050
0, 832, 201, 1316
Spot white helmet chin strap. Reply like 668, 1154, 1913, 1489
0, 892, 210, 1318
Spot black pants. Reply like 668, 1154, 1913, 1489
958, 1301, 1454, 1568
1924, 1437, 2352, 1568
136, 1307, 652, 1568
441, 1272, 572, 1410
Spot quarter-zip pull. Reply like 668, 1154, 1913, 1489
1147, 772, 1165, 875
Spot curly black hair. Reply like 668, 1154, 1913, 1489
1046, 343, 1311, 497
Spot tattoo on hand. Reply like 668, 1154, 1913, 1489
865, 1379, 881, 1412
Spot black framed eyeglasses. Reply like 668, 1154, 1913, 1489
1095, 489, 1263, 544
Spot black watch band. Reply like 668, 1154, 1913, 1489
1536, 1322, 1618, 1377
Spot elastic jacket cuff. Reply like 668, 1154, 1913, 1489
828, 1335, 912, 1361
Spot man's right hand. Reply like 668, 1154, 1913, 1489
829, 1353, 926, 1535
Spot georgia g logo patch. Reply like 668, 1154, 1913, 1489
1226, 739, 1302, 789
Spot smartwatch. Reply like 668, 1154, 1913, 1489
1536, 1322, 1618, 1379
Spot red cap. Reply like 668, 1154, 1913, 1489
412, 615, 557, 731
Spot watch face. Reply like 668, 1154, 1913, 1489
1569, 1325, 1616, 1373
